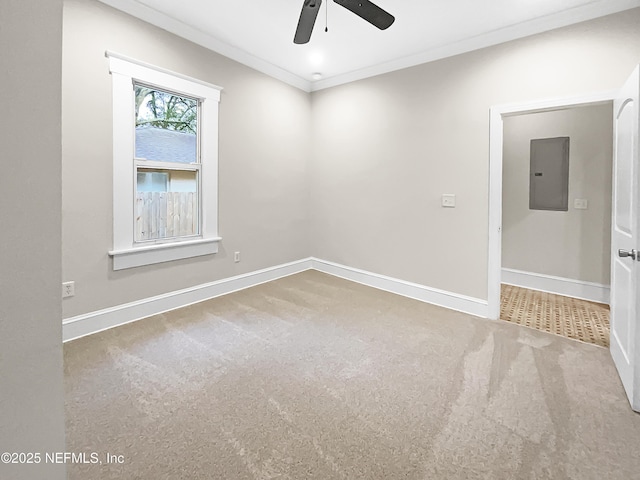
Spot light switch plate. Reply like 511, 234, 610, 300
574, 198, 588, 210
442, 194, 456, 208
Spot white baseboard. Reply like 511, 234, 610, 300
62, 258, 313, 342
63, 257, 490, 342
311, 258, 488, 318
501, 268, 610, 304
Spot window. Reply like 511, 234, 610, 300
107, 52, 222, 270
134, 86, 200, 242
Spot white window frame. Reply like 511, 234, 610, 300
106, 51, 222, 270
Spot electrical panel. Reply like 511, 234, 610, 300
529, 137, 570, 211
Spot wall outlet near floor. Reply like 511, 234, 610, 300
234, 251, 241, 263
62, 281, 75, 298
441, 194, 456, 207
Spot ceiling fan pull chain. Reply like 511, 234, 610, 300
325, 0, 328, 32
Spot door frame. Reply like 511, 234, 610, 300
487, 91, 617, 319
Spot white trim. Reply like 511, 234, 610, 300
63, 258, 314, 342
63, 257, 491, 342
98, 0, 640, 93
502, 268, 610, 304
312, 1, 640, 91
488, 106, 505, 321
107, 53, 221, 270
106, 51, 223, 93
110, 237, 222, 270
311, 1, 640, 91
488, 90, 616, 319
99, 1, 311, 92
310, 258, 488, 318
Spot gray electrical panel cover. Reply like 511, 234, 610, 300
529, 137, 570, 211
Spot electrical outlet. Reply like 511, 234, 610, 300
234, 251, 240, 263
62, 281, 75, 298
441, 194, 456, 208
574, 198, 588, 210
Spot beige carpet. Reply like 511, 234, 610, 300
500, 284, 610, 348
64, 270, 640, 479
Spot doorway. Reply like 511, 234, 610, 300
498, 104, 613, 346
487, 67, 639, 411
487, 91, 617, 321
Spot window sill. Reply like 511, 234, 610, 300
109, 237, 221, 270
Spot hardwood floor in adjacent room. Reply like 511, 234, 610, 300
500, 284, 610, 347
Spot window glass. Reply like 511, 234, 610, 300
134, 85, 198, 164
135, 168, 199, 241
137, 171, 168, 192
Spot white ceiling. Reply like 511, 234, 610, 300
99, 0, 640, 91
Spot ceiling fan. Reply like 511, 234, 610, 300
294, 0, 395, 44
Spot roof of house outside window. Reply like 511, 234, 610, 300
135, 127, 196, 164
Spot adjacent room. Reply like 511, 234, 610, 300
3, 0, 640, 479
500, 104, 613, 347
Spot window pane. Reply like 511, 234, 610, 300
135, 168, 199, 242
137, 171, 168, 192
135, 85, 198, 164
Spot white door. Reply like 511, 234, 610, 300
610, 65, 640, 411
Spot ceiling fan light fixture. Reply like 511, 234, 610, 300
294, 0, 323, 44
294, 0, 394, 44
333, 0, 395, 30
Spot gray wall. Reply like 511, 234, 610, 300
62, 2, 640, 315
309, 9, 640, 301
62, 0, 311, 318
0, 1, 67, 479
502, 105, 613, 284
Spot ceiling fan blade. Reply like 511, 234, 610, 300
333, 0, 394, 30
294, 0, 323, 44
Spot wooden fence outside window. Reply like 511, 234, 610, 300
135, 191, 198, 241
